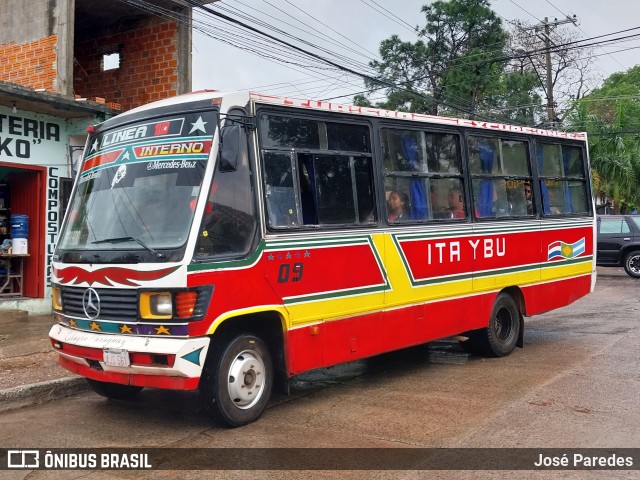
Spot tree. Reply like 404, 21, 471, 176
508, 21, 597, 127
569, 66, 640, 212
355, 0, 509, 117
480, 69, 543, 125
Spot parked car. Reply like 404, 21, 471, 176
596, 215, 640, 278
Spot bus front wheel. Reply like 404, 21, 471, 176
463, 293, 521, 357
200, 333, 273, 428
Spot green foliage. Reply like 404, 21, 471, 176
569, 66, 640, 209
359, 0, 509, 116
482, 70, 544, 125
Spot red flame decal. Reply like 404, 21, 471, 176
53, 266, 180, 287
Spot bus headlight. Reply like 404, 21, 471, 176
139, 286, 212, 321
140, 292, 173, 319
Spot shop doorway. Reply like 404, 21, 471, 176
0, 163, 46, 299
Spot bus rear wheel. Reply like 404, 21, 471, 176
462, 293, 521, 357
86, 379, 143, 399
200, 333, 273, 428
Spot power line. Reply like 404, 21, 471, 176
281, 0, 381, 59
236, 0, 379, 66
358, 0, 418, 36
507, 0, 539, 22
367, 0, 417, 33
183, 0, 523, 124
208, 1, 379, 75
543, 0, 626, 71
479, 27, 640, 67
177, 0, 374, 95
122, 0, 364, 99
324, 28, 640, 104
125, 0, 636, 127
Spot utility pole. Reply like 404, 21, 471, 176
544, 19, 555, 125
522, 15, 579, 127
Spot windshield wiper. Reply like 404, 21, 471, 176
91, 236, 166, 259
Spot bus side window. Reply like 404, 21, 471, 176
470, 137, 533, 219
381, 128, 464, 222
537, 143, 589, 216
195, 135, 257, 258
263, 151, 301, 227
259, 113, 375, 228
314, 154, 357, 224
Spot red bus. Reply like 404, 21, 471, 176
50, 91, 596, 427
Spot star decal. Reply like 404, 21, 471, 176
121, 150, 130, 161
286, 252, 292, 259
90, 139, 99, 152
189, 116, 207, 134
304, 250, 311, 258
295, 252, 301, 258
268, 254, 274, 261
120, 324, 133, 334
89, 321, 101, 331
155, 325, 170, 335
69, 319, 77, 328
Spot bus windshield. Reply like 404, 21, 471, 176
57, 110, 217, 257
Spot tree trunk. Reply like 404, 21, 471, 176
613, 183, 620, 214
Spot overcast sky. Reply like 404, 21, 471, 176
191, 0, 640, 103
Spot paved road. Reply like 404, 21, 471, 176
0, 272, 638, 479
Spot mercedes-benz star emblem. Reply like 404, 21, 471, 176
82, 288, 101, 320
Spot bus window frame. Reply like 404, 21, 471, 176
465, 132, 536, 222
191, 109, 261, 263
377, 121, 469, 225
256, 107, 379, 232
534, 140, 592, 218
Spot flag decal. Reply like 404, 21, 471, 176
548, 237, 585, 261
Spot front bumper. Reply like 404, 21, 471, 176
49, 324, 210, 390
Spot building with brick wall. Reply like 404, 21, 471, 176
0, 0, 215, 313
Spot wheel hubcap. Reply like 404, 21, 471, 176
227, 349, 265, 409
494, 307, 513, 342
629, 255, 640, 275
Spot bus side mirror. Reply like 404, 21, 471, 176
219, 124, 242, 172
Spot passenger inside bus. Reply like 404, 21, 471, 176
387, 190, 408, 222
430, 184, 451, 219
524, 181, 533, 214
447, 187, 465, 218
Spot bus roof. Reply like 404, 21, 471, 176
114, 89, 587, 142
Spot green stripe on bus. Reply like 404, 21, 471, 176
187, 241, 266, 272
265, 237, 369, 249
283, 284, 388, 305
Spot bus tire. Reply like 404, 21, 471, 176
623, 250, 640, 278
86, 379, 143, 399
465, 293, 521, 357
200, 333, 273, 428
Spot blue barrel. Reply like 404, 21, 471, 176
11, 214, 28, 239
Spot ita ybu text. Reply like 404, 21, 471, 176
426, 237, 506, 265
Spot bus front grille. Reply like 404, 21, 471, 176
61, 287, 138, 322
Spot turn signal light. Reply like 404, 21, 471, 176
52, 287, 63, 311
175, 291, 198, 318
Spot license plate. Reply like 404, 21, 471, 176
103, 348, 130, 367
